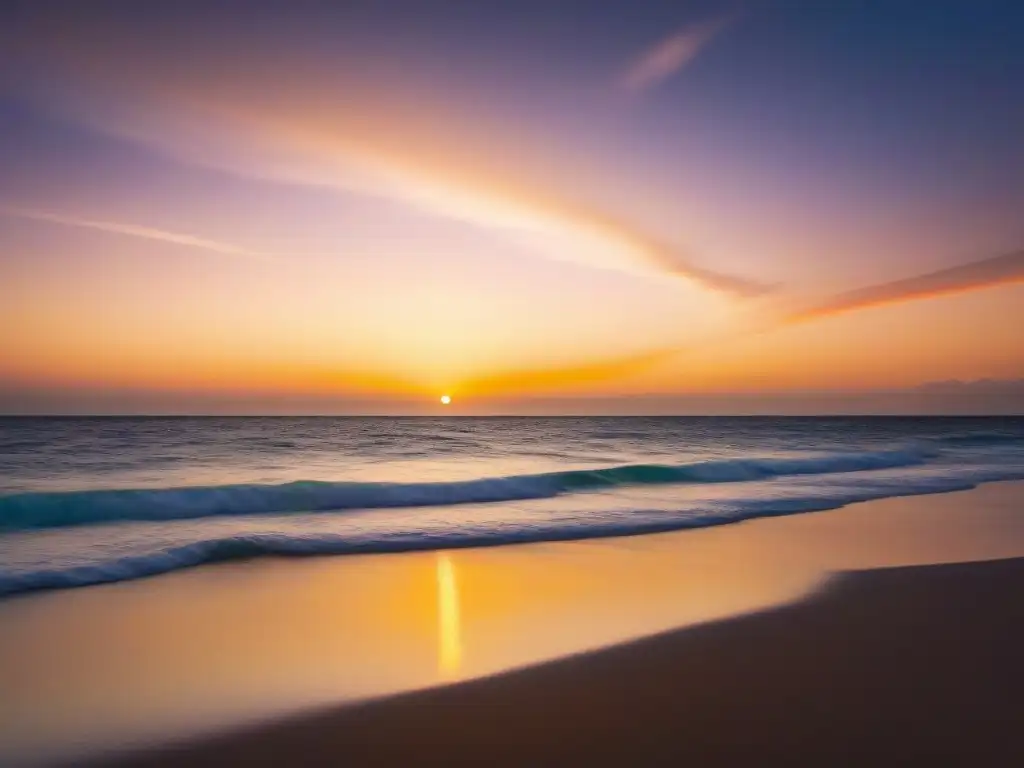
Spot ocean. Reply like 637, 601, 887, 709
2, 416, 1023, 596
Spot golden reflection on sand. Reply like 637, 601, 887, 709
436, 552, 462, 679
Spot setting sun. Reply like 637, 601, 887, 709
440, 394, 452, 405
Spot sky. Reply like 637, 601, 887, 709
1, 0, 1022, 414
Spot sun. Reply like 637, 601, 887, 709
440, 394, 452, 405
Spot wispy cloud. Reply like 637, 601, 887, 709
0, 206, 272, 261
617, 14, 737, 94
0, 16, 765, 297
574, 249, 1024, 377
786, 249, 1024, 324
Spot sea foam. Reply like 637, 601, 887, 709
2, 422, 1023, 596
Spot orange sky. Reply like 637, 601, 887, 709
1, 3, 1022, 413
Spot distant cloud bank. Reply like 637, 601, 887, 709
3, 381, 1022, 416
917, 378, 1024, 396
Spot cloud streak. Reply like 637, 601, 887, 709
617, 15, 736, 94
0, 14, 765, 297
0, 206, 272, 261
564, 249, 1024, 381
786, 249, 1024, 324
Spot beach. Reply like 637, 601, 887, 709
112, 556, 1024, 767
3, 479, 1023, 766
6, 1, 1024, 762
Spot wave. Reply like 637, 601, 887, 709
0, 447, 932, 531
6, 465, 1024, 596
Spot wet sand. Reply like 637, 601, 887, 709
113, 555, 1024, 767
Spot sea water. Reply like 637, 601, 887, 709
2, 416, 1023, 595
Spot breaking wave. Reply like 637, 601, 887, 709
2, 424, 1023, 597
0, 447, 932, 531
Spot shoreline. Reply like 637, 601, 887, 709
5, 470, 1022, 598
109, 555, 1024, 766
